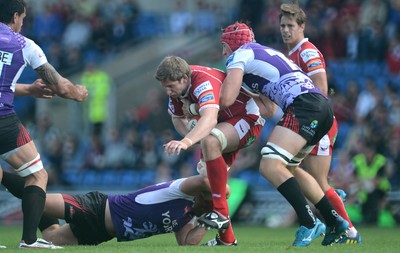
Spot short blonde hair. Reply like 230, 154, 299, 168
279, 3, 307, 25
154, 56, 191, 82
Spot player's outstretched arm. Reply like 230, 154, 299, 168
15, 79, 55, 99
35, 63, 88, 102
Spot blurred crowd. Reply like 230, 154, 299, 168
4, 0, 399, 221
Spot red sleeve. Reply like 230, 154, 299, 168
190, 66, 225, 112
289, 42, 326, 75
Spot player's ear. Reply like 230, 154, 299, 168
181, 74, 189, 83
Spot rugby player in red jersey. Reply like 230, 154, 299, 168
279, 3, 361, 244
155, 56, 265, 246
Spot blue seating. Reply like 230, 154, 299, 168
336, 122, 352, 149
119, 170, 141, 186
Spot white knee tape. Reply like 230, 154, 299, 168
15, 154, 43, 177
196, 159, 230, 177
260, 142, 294, 165
210, 128, 227, 151
197, 160, 207, 176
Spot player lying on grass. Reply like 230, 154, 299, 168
1, 171, 229, 246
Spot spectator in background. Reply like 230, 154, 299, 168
61, 134, 86, 174
103, 128, 127, 170
32, 4, 63, 47
154, 161, 173, 183
339, 15, 360, 60
237, 0, 264, 32
89, 12, 112, 55
81, 60, 111, 137
352, 142, 392, 225
387, 35, 400, 76
140, 88, 174, 135
359, 0, 388, 33
119, 128, 141, 169
387, 95, 400, 128
193, 0, 216, 34
62, 13, 91, 51
387, 0, 400, 39
170, 0, 193, 35
354, 77, 378, 120
358, 0, 388, 60
136, 130, 160, 169
71, 0, 98, 19
178, 161, 196, 178
84, 134, 106, 171
385, 136, 400, 191
330, 151, 358, 202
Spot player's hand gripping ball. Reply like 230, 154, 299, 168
187, 115, 200, 130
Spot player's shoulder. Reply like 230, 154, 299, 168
191, 65, 225, 78
298, 41, 322, 63
300, 40, 319, 51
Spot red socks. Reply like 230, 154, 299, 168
206, 156, 229, 216
206, 156, 236, 243
325, 187, 353, 227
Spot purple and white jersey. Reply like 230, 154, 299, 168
225, 42, 322, 111
0, 23, 47, 116
108, 178, 195, 242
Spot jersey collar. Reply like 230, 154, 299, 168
288, 38, 309, 56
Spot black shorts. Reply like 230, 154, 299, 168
0, 114, 31, 154
63, 191, 113, 245
277, 93, 334, 145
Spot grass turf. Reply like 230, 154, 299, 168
0, 224, 398, 252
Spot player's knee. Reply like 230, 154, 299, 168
24, 167, 48, 188
210, 128, 228, 150
202, 134, 223, 151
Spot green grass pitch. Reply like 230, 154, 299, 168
0, 224, 399, 252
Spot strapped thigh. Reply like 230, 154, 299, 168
260, 142, 294, 165
15, 154, 43, 177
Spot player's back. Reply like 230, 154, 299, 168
227, 42, 321, 110
108, 178, 195, 242
189, 65, 257, 121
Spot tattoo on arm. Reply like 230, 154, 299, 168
35, 63, 61, 88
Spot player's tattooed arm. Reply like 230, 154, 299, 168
35, 63, 88, 102
35, 63, 61, 90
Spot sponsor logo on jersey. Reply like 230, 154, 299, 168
307, 60, 323, 70
244, 135, 256, 147
199, 93, 215, 104
161, 210, 178, 233
300, 49, 319, 63
168, 98, 175, 113
310, 120, 319, 129
320, 146, 329, 151
193, 81, 213, 98
226, 54, 234, 66
301, 125, 316, 137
